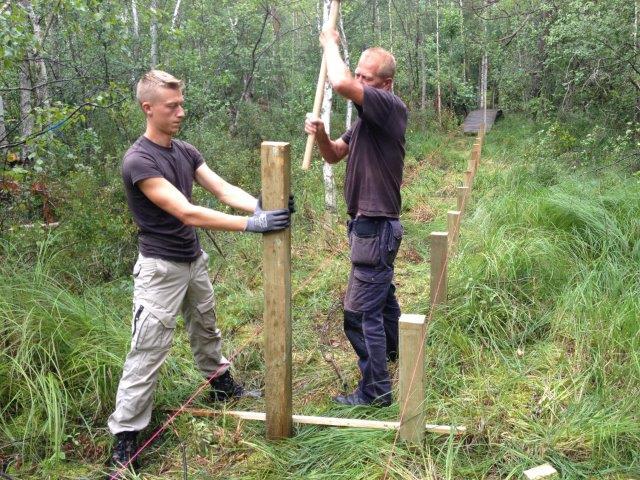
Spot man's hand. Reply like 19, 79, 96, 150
320, 27, 340, 49
304, 116, 326, 137
245, 208, 290, 233
255, 194, 296, 214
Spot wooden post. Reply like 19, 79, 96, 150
447, 210, 461, 252
463, 170, 473, 189
261, 141, 292, 439
456, 186, 469, 212
399, 314, 426, 444
467, 153, 476, 175
430, 232, 448, 306
473, 143, 481, 168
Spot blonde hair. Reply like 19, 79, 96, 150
361, 48, 396, 79
136, 70, 184, 105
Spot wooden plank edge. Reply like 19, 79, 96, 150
523, 463, 558, 479
174, 407, 466, 436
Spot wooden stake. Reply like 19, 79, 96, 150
430, 232, 448, 306
261, 141, 292, 439
302, 0, 342, 170
463, 170, 473, 189
447, 210, 461, 252
457, 186, 469, 212
176, 408, 466, 436
399, 314, 426, 443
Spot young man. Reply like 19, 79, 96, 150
305, 30, 407, 406
108, 70, 292, 470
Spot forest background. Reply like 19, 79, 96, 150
1, 0, 639, 479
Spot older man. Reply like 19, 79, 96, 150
305, 31, 407, 406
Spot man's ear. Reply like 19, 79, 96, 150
383, 78, 393, 91
141, 101, 152, 116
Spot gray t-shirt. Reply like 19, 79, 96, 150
122, 136, 204, 262
341, 86, 408, 218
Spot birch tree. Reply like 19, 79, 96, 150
0, 94, 7, 148
19, 61, 34, 162
435, 0, 442, 123
171, 0, 182, 29
321, 0, 337, 214
150, 0, 158, 68
20, 0, 48, 107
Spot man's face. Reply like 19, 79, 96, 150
142, 87, 185, 136
355, 54, 392, 91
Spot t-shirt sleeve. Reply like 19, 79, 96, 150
122, 153, 163, 186
341, 125, 355, 145
182, 142, 205, 170
360, 86, 407, 137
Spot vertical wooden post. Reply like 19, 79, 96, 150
399, 314, 426, 444
463, 170, 473, 189
456, 186, 469, 212
430, 232, 448, 306
447, 210, 461, 252
473, 143, 481, 167
467, 153, 476, 175
261, 141, 292, 439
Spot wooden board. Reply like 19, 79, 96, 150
462, 108, 502, 134
177, 408, 466, 436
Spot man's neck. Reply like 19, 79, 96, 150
144, 126, 172, 148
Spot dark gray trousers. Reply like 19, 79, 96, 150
343, 216, 403, 402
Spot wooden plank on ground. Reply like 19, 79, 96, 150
523, 463, 558, 479
176, 408, 467, 436
462, 108, 502, 134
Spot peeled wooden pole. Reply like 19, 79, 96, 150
447, 210, 461, 252
430, 232, 448, 306
399, 314, 426, 443
261, 142, 292, 439
457, 186, 469, 212
302, 0, 342, 170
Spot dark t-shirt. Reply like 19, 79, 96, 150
122, 136, 204, 262
341, 85, 408, 218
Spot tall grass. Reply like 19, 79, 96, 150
2, 116, 639, 478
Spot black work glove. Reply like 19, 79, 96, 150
254, 194, 295, 215
246, 208, 290, 233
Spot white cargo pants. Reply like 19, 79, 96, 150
108, 251, 229, 434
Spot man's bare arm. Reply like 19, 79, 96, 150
194, 164, 257, 213
138, 177, 248, 231
304, 119, 350, 163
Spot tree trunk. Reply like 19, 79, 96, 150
171, 0, 182, 29
20, 0, 48, 107
459, 0, 466, 83
388, 0, 394, 52
19, 60, 34, 163
131, 0, 139, 38
435, 0, 442, 123
150, 0, 158, 68
633, 0, 640, 122
339, 14, 353, 128
322, 0, 337, 214
0, 93, 7, 147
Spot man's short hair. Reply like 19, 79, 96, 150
361, 48, 397, 79
136, 70, 184, 105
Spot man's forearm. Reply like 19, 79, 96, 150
217, 184, 257, 213
182, 205, 248, 231
315, 129, 342, 164
324, 41, 351, 88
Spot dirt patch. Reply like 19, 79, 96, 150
408, 202, 437, 223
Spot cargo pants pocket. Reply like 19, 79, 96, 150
349, 219, 381, 267
131, 303, 176, 351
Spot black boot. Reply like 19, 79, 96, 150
209, 370, 261, 402
106, 431, 139, 478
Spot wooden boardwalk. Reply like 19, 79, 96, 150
462, 108, 502, 134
